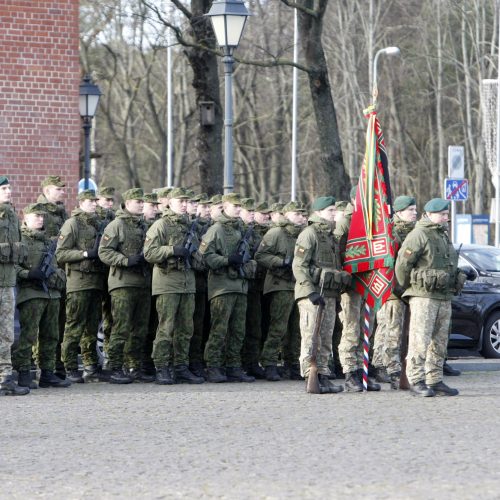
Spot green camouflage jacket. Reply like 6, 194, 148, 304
0, 203, 24, 287
36, 193, 67, 239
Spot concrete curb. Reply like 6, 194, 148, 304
448, 359, 500, 372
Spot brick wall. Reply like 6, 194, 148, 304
0, 0, 80, 213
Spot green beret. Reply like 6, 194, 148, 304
393, 195, 416, 213
78, 189, 98, 201
311, 196, 336, 211
241, 197, 255, 210
222, 193, 242, 205
122, 188, 144, 201
283, 201, 307, 213
169, 187, 190, 200
334, 200, 349, 212
143, 193, 159, 204
42, 175, 65, 188
99, 186, 115, 198
270, 202, 284, 213
156, 187, 173, 198
23, 203, 46, 215
253, 201, 271, 214
210, 194, 223, 205
424, 198, 450, 213
350, 186, 358, 200
0, 176, 9, 186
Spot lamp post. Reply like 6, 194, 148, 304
372, 46, 400, 103
207, 0, 250, 194
79, 74, 102, 190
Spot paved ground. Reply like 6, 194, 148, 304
1, 362, 499, 499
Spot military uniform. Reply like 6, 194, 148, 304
56, 190, 107, 382
396, 198, 464, 396
98, 188, 151, 383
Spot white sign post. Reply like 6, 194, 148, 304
447, 146, 465, 243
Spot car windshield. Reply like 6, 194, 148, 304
461, 247, 500, 272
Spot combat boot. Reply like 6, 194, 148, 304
373, 366, 391, 383
82, 365, 101, 383
409, 381, 435, 397
109, 368, 133, 384
0, 375, 30, 396
443, 361, 461, 376
189, 362, 207, 380
129, 368, 155, 383
174, 365, 204, 384
17, 370, 38, 389
38, 370, 71, 388
357, 369, 381, 391
66, 370, 84, 384
389, 371, 401, 390
155, 366, 174, 385
245, 362, 266, 380
287, 363, 304, 381
264, 365, 281, 382
207, 367, 227, 383
226, 367, 255, 383
318, 374, 344, 394
428, 381, 459, 396
344, 371, 363, 392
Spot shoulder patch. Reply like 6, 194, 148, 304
58, 235, 64, 240
403, 249, 413, 257
103, 235, 110, 241
296, 246, 306, 255
200, 241, 207, 248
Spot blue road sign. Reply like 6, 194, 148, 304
78, 178, 98, 193
444, 178, 468, 201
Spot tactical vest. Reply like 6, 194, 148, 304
157, 214, 190, 271
42, 202, 67, 238
115, 216, 146, 257
0, 203, 27, 265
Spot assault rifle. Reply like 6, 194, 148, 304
183, 218, 199, 270
235, 224, 254, 277
38, 238, 58, 293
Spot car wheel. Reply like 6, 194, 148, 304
481, 312, 500, 359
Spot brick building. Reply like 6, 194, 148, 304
0, 0, 80, 211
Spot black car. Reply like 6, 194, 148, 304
450, 244, 500, 358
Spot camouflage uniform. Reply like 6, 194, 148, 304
98, 202, 150, 372
56, 205, 107, 371
395, 216, 462, 386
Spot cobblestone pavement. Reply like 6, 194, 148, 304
1, 368, 499, 499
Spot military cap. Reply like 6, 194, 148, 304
0, 176, 9, 186
222, 193, 242, 205
311, 196, 336, 211
143, 192, 159, 204
198, 193, 211, 205
241, 197, 255, 210
424, 198, 450, 213
41, 175, 65, 188
99, 186, 115, 198
335, 200, 349, 212
270, 202, 284, 213
156, 187, 173, 198
255, 201, 272, 214
78, 189, 98, 201
393, 195, 416, 213
169, 187, 190, 200
189, 192, 204, 202
185, 189, 196, 199
23, 203, 46, 215
122, 188, 144, 201
210, 194, 223, 205
350, 186, 358, 200
283, 201, 307, 213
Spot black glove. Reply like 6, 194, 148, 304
86, 247, 99, 259
127, 254, 144, 267
282, 257, 293, 268
308, 292, 325, 306
28, 268, 45, 281
173, 245, 190, 258
228, 253, 244, 266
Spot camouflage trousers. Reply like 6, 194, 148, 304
142, 295, 158, 371
0, 287, 15, 377
109, 287, 151, 370
372, 299, 406, 375
189, 287, 208, 365
241, 288, 263, 366
154, 293, 194, 367
101, 288, 113, 353
260, 290, 300, 367
205, 293, 247, 368
407, 297, 450, 386
13, 298, 59, 372
338, 290, 370, 374
298, 296, 336, 377
62, 290, 102, 370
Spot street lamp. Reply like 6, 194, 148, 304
207, 0, 250, 194
372, 46, 400, 103
79, 74, 102, 190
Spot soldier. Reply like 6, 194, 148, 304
209, 194, 223, 220
98, 188, 152, 384
269, 202, 286, 226
56, 189, 107, 383
187, 191, 200, 219
199, 193, 256, 383
292, 196, 345, 394
157, 187, 173, 211
255, 200, 307, 381
143, 192, 160, 224
395, 198, 465, 397
144, 187, 204, 385
96, 186, 116, 221
0, 176, 30, 396
13, 203, 70, 389
372, 195, 417, 389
